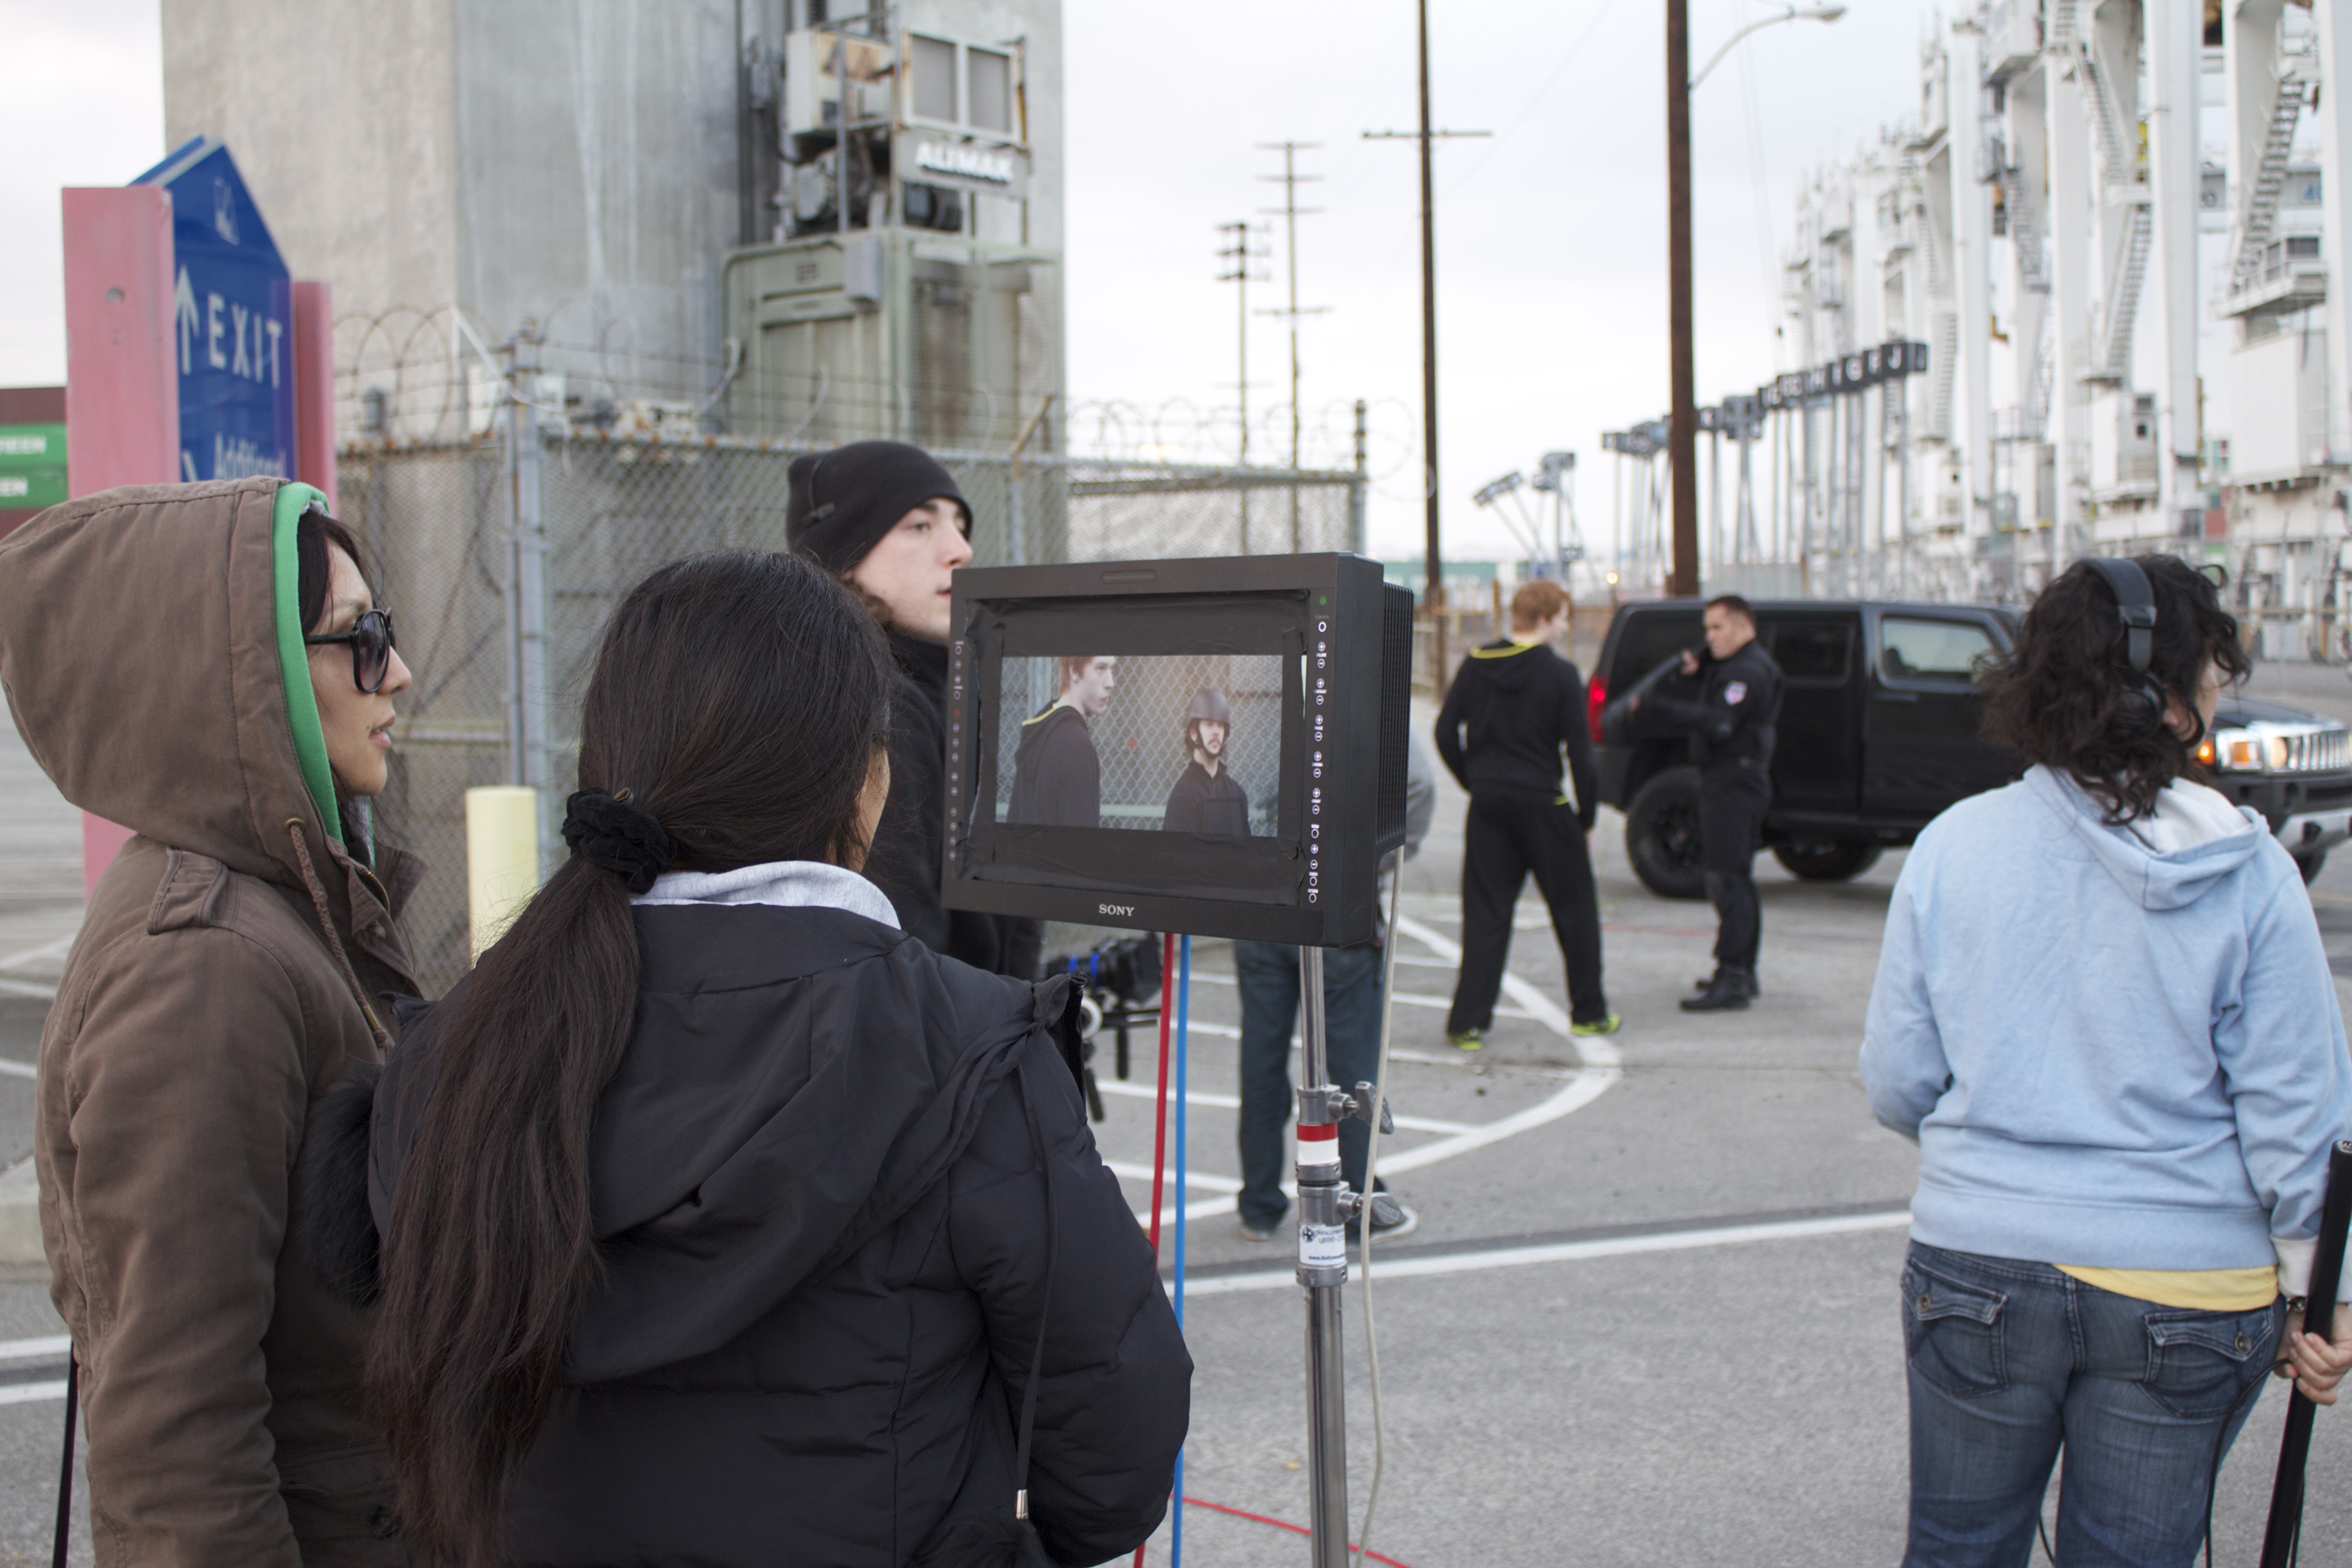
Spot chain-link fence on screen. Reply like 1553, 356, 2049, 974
340, 430, 1363, 994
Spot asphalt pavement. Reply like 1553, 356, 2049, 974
2, 685, 2352, 1565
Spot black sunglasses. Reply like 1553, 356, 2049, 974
304, 608, 398, 694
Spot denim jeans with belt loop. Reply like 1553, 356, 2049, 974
1900, 1240, 2283, 1568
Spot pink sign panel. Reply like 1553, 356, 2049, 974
62, 186, 179, 899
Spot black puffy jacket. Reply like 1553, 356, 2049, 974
332, 902, 1189, 1567
871, 630, 1044, 978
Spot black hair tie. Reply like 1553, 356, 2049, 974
561, 789, 678, 894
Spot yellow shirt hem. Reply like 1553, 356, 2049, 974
2055, 1264, 2278, 1312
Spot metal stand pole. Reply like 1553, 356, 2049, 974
1294, 945, 1351, 1568
2260, 1139, 2352, 1568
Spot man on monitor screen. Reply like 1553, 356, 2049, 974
1161, 688, 1250, 836
1008, 655, 1116, 827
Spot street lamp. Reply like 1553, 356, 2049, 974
1665, 0, 1844, 597
1689, 4, 1846, 91
1473, 470, 1548, 566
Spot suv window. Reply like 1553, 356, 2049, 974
1770, 622, 1851, 682
1879, 616, 1993, 685
1611, 610, 1701, 682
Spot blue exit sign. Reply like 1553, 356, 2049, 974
133, 137, 294, 484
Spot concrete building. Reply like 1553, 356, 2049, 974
160, 0, 1063, 446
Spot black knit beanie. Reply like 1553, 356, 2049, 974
785, 441, 971, 576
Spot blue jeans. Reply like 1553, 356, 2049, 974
1232, 941, 1384, 1230
1901, 1242, 2283, 1568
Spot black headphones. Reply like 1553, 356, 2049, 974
2082, 557, 2169, 735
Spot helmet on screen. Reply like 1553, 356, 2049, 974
1185, 688, 1232, 726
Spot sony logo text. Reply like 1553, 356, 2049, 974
1098, 903, 1136, 917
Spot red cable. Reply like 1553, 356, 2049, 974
1126, 941, 1404, 1568
1133, 932, 1177, 1568
1180, 1496, 1419, 1568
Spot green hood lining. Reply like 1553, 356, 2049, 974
272, 481, 344, 846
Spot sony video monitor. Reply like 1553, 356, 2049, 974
940, 554, 1413, 946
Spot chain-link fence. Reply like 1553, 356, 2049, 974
339, 430, 1362, 993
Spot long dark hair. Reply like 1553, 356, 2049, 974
296, 509, 372, 636
1979, 554, 2249, 823
366, 550, 892, 1566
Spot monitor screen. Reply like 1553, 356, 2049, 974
993, 652, 1285, 838
941, 554, 1410, 945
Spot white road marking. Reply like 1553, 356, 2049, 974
1123, 913, 1622, 1225
1387, 991, 1537, 1020
0, 1059, 34, 1080
0, 1337, 68, 1362
1106, 1160, 1242, 1194
1179, 1210, 1913, 1296
1392, 909, 1559, 931
1094, 1076, 1477, 1135
0, 980, 56, 1001
0, 1382, 68, 1406
0, 937, 73, 973
1133, 960, 1531, 1016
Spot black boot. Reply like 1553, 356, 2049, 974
1691, 969, 1762, 999
1680, 967, 1754, 1012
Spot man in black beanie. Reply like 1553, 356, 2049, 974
787, 440, 1041, 979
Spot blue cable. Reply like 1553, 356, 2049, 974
1171, 933, 1191, 1568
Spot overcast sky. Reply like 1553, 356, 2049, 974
2, 0, 1946, 560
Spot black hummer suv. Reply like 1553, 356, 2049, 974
1591, 598, 2352, 897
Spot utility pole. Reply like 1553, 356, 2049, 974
1216, 220, 1269, 549
1258, 141, 1330, 551
1666, 0, 1699, 596
1367, 0, 1487, 690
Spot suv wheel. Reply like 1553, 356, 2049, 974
1771, 840, 1884, 883
1625, 766, 1709, 900
2295, 850, 2328, 887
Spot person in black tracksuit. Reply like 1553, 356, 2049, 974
1630, 593, 1784, 1011
1009, 655, 1116, 828
786, 440, 1040, 978
1434, 580, 1616, 1042
1161, 688, 1250, 835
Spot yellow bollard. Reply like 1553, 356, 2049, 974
466, 786, 541, 962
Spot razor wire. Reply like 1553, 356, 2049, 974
330, 306, 1421, 479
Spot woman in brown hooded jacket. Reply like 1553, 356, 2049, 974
0, 476, 425, 1565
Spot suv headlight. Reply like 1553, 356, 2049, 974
2206, 728, 2259, 770
2204, 723, 2352, 773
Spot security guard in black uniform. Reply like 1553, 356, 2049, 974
1628, 594, 1783, 1011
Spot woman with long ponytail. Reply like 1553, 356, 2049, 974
313, 550, 1187, 1567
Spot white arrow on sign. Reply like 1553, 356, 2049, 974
174, 268, 197, 375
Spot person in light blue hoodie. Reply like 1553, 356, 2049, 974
1862, 556, 2352, 1568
